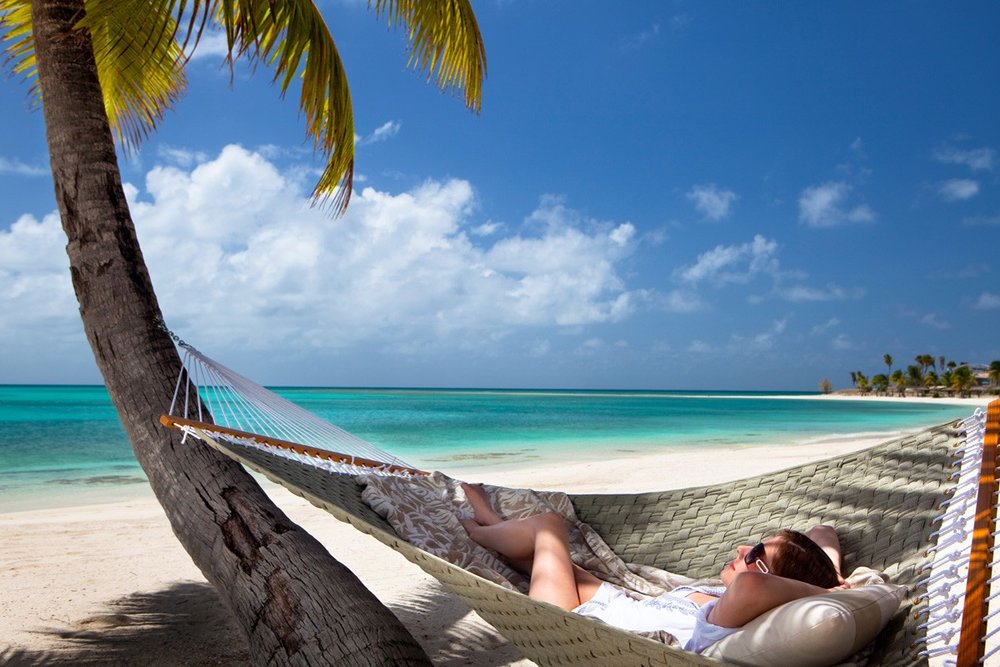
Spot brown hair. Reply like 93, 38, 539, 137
768, 529, 839, 588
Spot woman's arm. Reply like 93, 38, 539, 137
707, 572, 829, 628
806, 524, 845, 582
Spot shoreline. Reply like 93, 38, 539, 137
2, 394, 990, 514
813, 393, 994, 406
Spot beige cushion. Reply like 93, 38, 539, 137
701, 582, 905, 667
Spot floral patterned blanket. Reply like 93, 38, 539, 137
360, 471, 694, 596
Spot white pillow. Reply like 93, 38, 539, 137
701, 583, 905, 667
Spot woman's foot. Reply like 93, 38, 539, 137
461, 482, 504, 526
459, 517, 481, 535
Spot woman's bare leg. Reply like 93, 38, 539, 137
459, 483, 601, 610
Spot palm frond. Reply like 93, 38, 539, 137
214, 0, 354, 213
78, 0, 187, 150
372, 0, 486, 113
0, 0, 186, 150
2, 0, 487, 215
0, 0, 39, 101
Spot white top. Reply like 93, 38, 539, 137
573, 582, 739, 653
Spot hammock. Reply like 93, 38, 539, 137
161, 343, 1000, 667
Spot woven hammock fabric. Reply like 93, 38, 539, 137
191, 416, 973, 666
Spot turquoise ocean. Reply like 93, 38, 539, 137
0, 384, 979, 512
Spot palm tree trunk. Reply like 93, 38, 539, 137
29, 1, 430, 663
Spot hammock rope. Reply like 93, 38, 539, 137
167, 343, 416, 475
914, 406, 990, 663
161, 341, 1000, 667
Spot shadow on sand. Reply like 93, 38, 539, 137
4, 580, 525, 666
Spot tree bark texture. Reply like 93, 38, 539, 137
28, 1, 430, 663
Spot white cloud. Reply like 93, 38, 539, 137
656, 289, 704, 313
798, 182, 875, 228
688, 320, 788, 356
934, 145, 995, 172
686, 184, 737, 220
0, 157, 48, 177
938, 179, 979, 201
621, 23, 660, 51
964, 213, 1000, 227
831, 333, 855, 350
186, 30, 231, 61
527, 339, 551, 357
973, 292, 1000, 310
357, 121, 401, 146
0, 213, 78, 342
810, 318, 840, 335
2, 145, 641, 355
778, 283, 863, 302
730, 319, 786, 352
687, 340, 716, 354
920, 313, 950, 330
575, 337, 606, 356
158, 146, 209, 168
472, 221, 504, 236
677, 234, 778, 285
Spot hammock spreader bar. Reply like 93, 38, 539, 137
160, 414, 429, 477
958, 398, 1000, 666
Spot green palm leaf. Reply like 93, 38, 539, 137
1, 0, 486, 214
78, 0, 187, 150
372, 0, 486, 114
212, 0, 355, 211
0, 0, 185, 150
0, 0, 40, 96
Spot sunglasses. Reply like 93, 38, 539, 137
745, 541, 770, 574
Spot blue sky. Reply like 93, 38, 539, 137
1, 1, 998, 390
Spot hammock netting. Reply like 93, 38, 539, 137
164, 342, 1000, 667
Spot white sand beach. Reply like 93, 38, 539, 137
1, 394, 994, 666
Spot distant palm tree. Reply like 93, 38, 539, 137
989, 360, 1000, 390
924, 371, 939, 388
915, 354, 934, 376
907, 364, 924, 388
891, 369, 906, 396
939, 355, 946, 374
818, 378, 833, 394
883, 353, 893, 379
952, 365, 975, 397
872, 373, 889, 395
850, 371, 858, 387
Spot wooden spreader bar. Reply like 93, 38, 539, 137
957, 397, 999, 667
160, 414, 429, 476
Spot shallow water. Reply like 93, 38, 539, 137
0, 384, 977, 511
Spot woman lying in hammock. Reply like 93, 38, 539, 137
459, 482, 845, 654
